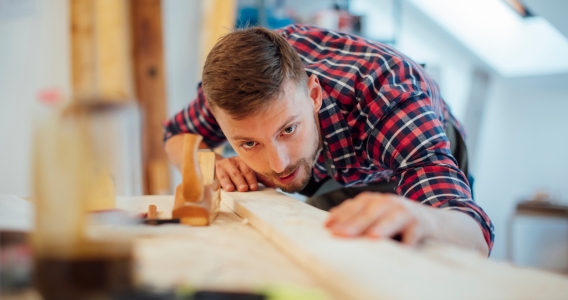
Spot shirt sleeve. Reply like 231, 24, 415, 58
162, 84, 226, 148
366, 91, 494, 253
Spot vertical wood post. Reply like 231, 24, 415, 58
70, 0, 134, 103
130, 0, 170, 194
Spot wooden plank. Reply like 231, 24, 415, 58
130, 0, 170, 195
113, 196, 329, 296
94, 0, 134, 101
0, 195, 329, 296
70, 0, 134, 102
221, 188, 568, 300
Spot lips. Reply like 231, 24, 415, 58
277, 168, 299, 184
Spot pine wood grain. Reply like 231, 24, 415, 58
113, 196, 328, 296
222, 188, 568, 300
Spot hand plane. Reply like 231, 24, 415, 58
172, 134, 220, 226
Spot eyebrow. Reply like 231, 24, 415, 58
231, 114, 300, 141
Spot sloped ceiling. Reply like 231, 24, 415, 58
406, 0, 568, 77
523, 0, 568, 39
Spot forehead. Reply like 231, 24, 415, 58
215, 81, 308, 139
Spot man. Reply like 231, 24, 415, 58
163, 25, 493, 255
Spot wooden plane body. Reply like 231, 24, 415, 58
172, 134, 220, 226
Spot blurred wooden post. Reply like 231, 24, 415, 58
200, 0, 237, 69
200, 0, 237, 156
130, 0, 171, 195
70, 0, 134, 103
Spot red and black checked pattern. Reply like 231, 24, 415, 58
163, 24, 494, 251
164, 84, 226, 148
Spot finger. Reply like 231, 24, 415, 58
325, 192, 380, 228
215, 166, 235, 192
216, 158, 246, 192
225, 160, 249, 192
324, 197, 368, 228
237, 160, 258, 191
401, 220, 421, 246
329, 197, 394, 237
366, 207, 413, 239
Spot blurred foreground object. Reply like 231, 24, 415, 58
71, 0, 134, 103
200, 0, 236, 67
172, 134, 220, 226
32, 103, 133, 299
71, 0, 169, 195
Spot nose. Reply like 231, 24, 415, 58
267, 143, 290, 174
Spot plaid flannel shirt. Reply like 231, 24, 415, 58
163, 25, 494, 251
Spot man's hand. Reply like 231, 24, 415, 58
324, 192, 490, 255
325, 192, 433, 245
216, 156, 275, 192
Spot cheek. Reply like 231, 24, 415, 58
233, 147, 266, 174
290, 127, 314, 158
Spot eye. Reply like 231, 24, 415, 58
241, 141, 257, 149
283, 124, 297, 135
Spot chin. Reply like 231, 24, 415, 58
275, 170, 311, 194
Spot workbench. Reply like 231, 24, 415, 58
116, 194, 326, 295
2, 189, 568, 299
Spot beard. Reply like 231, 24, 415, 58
266, 158, 313, 193
262, 125, 322, 194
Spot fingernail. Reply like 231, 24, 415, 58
343, 226, 357, 236
331, 225, 347, 235
250, 184, 257, 190
239, 184, 247, 191
369, 228, 380, 237
368, 232, 380, 239
225, 185, 233, 191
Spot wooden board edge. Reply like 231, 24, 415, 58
219, 189, 568, 300
220, 189, 377, 300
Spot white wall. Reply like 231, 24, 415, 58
162, 0, 202, 116
0, 0, 71, 197
476, 74, 568, 269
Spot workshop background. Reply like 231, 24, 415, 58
1, 0, 567, 274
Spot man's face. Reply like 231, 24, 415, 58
214, 77, 323, 193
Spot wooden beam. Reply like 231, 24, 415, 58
222, 188, 568, 300
130, 0, 170, 195
70, 0, 134, 102
200, 0, 237, 68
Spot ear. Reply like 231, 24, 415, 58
307, 74, 322, 113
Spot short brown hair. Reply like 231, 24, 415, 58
202, 27, 308, 119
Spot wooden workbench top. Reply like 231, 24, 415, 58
114, 195, 326, 294
3, 192, 568, 299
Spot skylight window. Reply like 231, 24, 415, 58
408, 0, 568, 77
